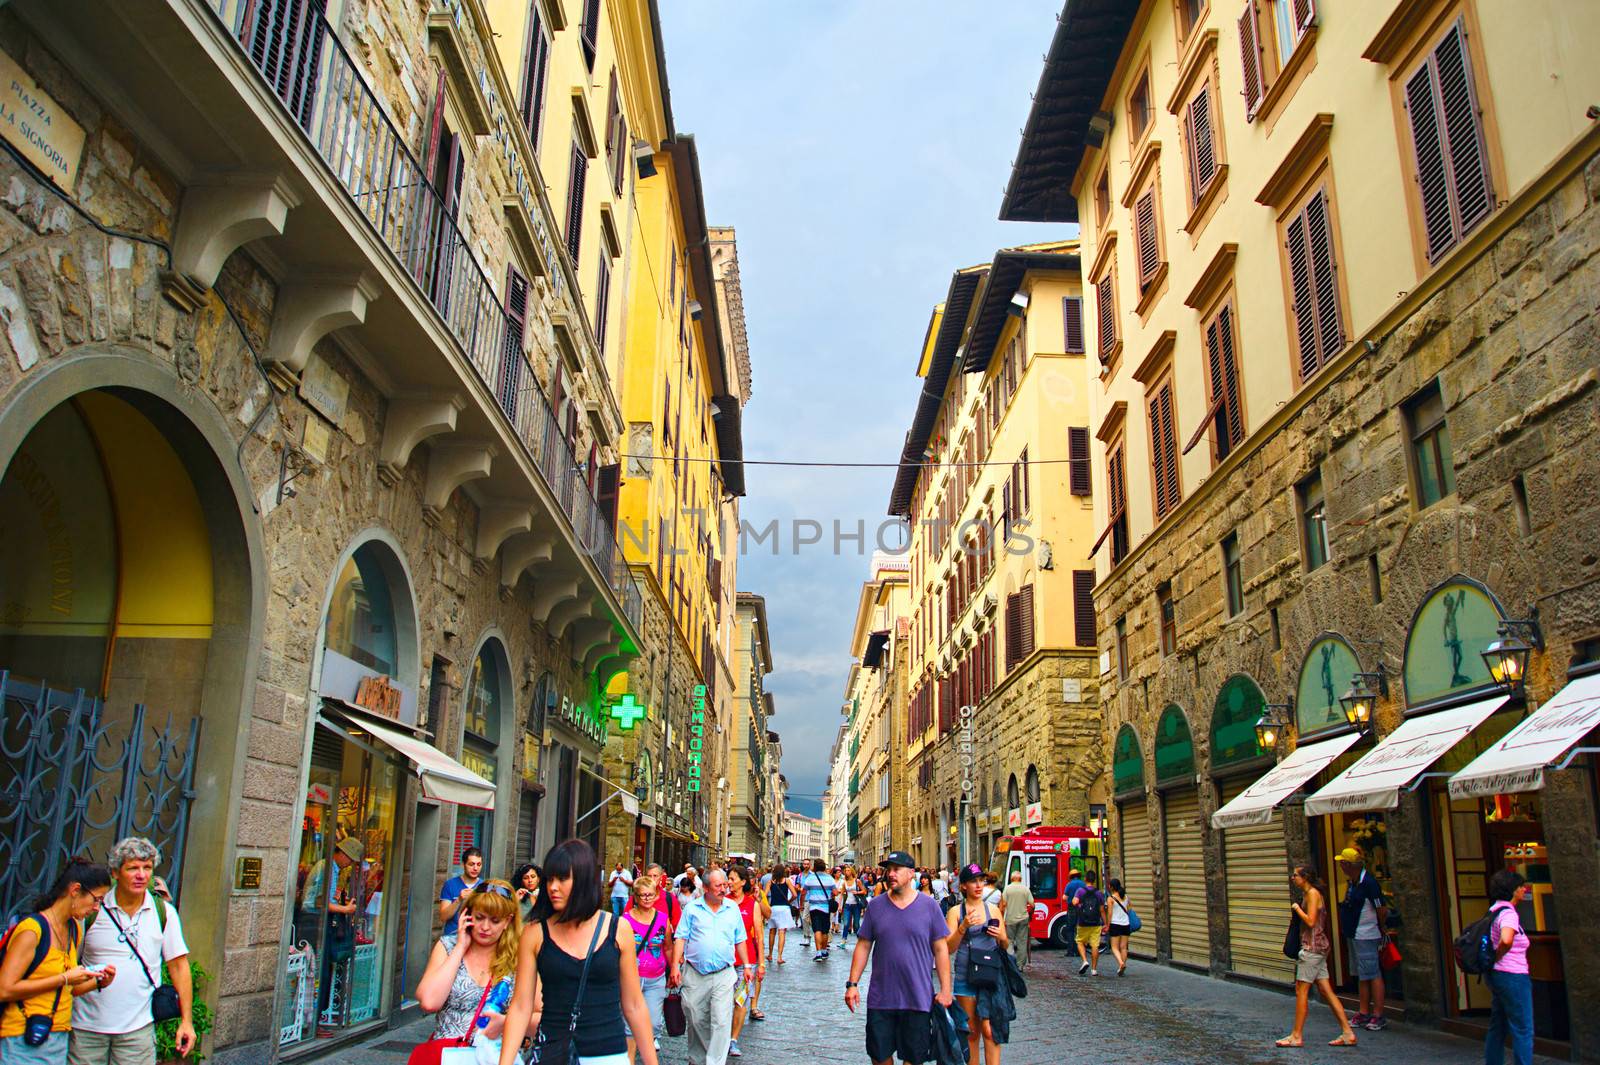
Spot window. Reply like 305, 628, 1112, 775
1134, 188, 1162, 292
1062, 296, 1085, 354
1116, 616, 1129, 681
604, 70, 627, 196
1268, 0, 1300, 65
1128, 70, 1153, 145
1404, 18, 1493, 262
1199, 301, 1244, 461
499, 266, 529, 420
1147, 376, 1181, 519
1004, 585, 1035, 669
1015, 448, 1030, 515
1179, 0, 1206, 40
565, 129, 587, 262
1108, 441, 1130, 564
1068, 427, 1091, 495
519, 4, 550, 150
1028, 854, 1058, 900
1073, 570, 1097, 647
1095, 169, 1112, 231
1095, 256, 1119, 363
1239, 0, 1315, 121
579, 0, 601, 70
1157, 581, 1176, 655
1284, 188, 1343, 383
594, 255, 612, 354
1405, 382, 1456, 507
1025, 765, 1041, 804
1299, 470, 1329, 570
1222, 532, 1243, 616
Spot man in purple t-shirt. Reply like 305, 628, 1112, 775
844, 851, 953, 1065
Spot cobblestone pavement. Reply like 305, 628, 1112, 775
343, 933, 1559, 1065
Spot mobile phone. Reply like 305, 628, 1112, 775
987, 918, 1000, 928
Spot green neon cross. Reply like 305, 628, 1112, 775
609, 694, 646, 729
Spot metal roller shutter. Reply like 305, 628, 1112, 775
1164, 789, 1210, 967
1118, 801, 1156, 956
1221, 777, 1294, 983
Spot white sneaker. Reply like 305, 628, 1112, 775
1091, 969, 1099, 976
729, 1038, 743, 1057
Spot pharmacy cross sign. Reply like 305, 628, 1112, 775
609, 694, 646, 729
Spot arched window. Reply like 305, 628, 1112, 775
1211, 675, 1266, 770
459, 636, 510, 862
1024, 765, 1040, 804
1007, 774, 1020, 810
529, 671, 554, 737
1113, 723, 1145, 795
1403, 577, 1506, 708
1154, 705, 1195, 785
326, 543, 400, 675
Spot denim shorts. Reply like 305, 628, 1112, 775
1353, 937, 1382, 980
952, 975, 975, 997
1, 1031, 69, 1065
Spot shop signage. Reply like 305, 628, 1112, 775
688, 685, 706, 791
1025, 801, 1043, 825
0, 48, 85, 191
557, 693, 607, 745
307, 782, 332, 805
1007, 807, 1022, 829
609, 693, 646, 730
354, 674, 403, 719
521, 733, 540, 784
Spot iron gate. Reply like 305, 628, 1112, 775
0, 671, 200, 917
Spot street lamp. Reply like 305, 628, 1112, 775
1340, 666, 1388, 732
1254, 697, 1295, 751
1483, 610, 1543, 695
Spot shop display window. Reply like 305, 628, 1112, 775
325, 547, 399, 676
281, 724, 399, 1046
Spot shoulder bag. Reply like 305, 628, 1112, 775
960, 903, 1002, 990
406, 978, 493, 1065
527, 913, 610, 1065
100, 902, 182, 1023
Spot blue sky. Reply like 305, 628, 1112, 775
657, 2, 1069, 818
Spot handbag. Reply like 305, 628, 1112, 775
100, 903, 182, 1024
527, 913, 609, 1065
663, 989, 687, 1037
1282, 912, 1303, 960
960, 904, 1003, 990
1379, 937, 1403, 970
812, 874, 838, 915
1125, 904, 1143, 935
406, 979, 494, 1065
22, 983, 62, 1047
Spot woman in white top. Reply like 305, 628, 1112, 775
1105, 878, 1132, 976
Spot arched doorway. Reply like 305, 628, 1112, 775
0, 376, 259, 963
458, 634, 512, 869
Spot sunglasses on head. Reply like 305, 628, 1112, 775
473, 884, 515, 901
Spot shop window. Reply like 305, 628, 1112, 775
1157, 582, 1176, 656
325, 544, 399, 675
1222, 532, 1243, 616
1299, 469, 1329, 570
1212, 674, 1266, 768
1405, 381, 1456, 508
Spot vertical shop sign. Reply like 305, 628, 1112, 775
688, 684, 706, 791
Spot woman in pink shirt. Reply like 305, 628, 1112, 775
621, 877, 670, 1062
1485, 870, 1533, 1065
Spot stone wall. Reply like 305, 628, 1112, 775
1095, 132, 1600, 1051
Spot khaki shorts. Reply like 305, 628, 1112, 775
1296, 948, 1330, 984
1075, 924, 1103, 948
68, 1026, 156, 1065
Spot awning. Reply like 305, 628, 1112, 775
327, 705, 495, 809
1449, 673, 1600, 798
1304, 694, 1507, 816
1211, 732, 1363, 829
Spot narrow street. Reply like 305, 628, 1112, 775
347, 937, 1558, 1065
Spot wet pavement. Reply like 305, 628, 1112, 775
343, 931, 1558, 1064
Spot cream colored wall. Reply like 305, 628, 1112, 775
1082, 0, 1600, 578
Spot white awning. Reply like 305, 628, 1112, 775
1449, 673, 1600, 798
1211, 732, 1363, 829
330, 706, 496, 809
1304, 694, 1508, 816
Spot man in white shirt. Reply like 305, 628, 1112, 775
70, 837, 195, 1065
608, 861, 635, 916
930, 870, 950, 902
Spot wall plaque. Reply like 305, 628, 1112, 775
299, 353, 350, 424
0, 49, 85, 191
235, 856, 263, 892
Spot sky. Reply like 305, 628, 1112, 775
657, 2, 1070, 818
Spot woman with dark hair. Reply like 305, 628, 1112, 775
1278, 865, 1358, 1048
726, 865, 769, 1054
1484, 869, 1533, 1065
511, 864, 542, 924
497, 841, 659, 1065
945, 863, 1008, 1065
918, 873, 935, 896
765, 863, 795, 964
0, 857, 115, 1064
1106, 877, 1132, 977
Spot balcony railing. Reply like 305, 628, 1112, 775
205, 0, 640, 633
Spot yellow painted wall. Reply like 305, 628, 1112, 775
1078, 0, 1600, 572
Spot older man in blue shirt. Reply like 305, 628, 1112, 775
670, 868, 754, 1064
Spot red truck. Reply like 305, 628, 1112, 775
987, 826, 1105, 947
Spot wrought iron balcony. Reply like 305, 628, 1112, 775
203, 0, 640, 632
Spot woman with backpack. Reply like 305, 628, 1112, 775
1277, 865, 1358, 1048
1105, 878, 1132, 977
1483, 870, 1533, 1065
944, 864, 1008, 1065
0, 856, 115, 1065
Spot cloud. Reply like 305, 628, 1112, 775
658, 1, 1068, 822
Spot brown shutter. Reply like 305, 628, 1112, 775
424, 62, 448, 181
604, 69, 620, 166
1292, 0, 1316, 34
1187, 88, 1215, 197
594, 254, 612, 353
1068, 427, 1091, 495
499, 265, 529, 418
1019, 584, 1035, 659
1407, 20, 1492, 262
596, 462, 620, 529
1216, 304, 1244, 447
519, 7, 549, 147
566, 137, 587, 261
1305, 190, 1342, 367
1073, 570, 1097, 647
1150, 382, 1180, 518
1135, 191, 1160, 288
1005, 592, 1021, 669
1238, 1, 1264, 120
580, 0, 601, 66
1062, 296, 1085, 353
1096, 262, 1117, 359
1020, 448, 1030, 513
1285, 205, 1320, 381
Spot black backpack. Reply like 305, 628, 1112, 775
1453, 906, 1501, 977
1076, 886, 1104, 919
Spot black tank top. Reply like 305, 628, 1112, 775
770, 879, 791, 906
535, 915, 627, 1056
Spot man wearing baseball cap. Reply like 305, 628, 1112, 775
843, 851, 953, 1065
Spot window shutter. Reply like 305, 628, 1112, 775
1305, 190, 1342, 366
1150, 382, 1180, 518
1068, 427, 1091, 495
594, 254, 612, 353
1005, 592, 1021, 669
596, 462, 620, 529
604, 69, 621, 167
1135, 191, 1160, 287
500, 266, 529, 418
1285, 205, 1320, 382
1062, 296, 1085, 353
1238, 0, 1264, 120
1019, 584, 1035, 659
1109, 445, 1127, 515
580, 0, 601, 65
566, 139, 586, 261
1407, 20, 1492, 262
1096, 264, 1117, 360
424, 63, 448, 181
1292, 0, 1316, 34
519, 9, 549, 147
1216, 305, 1244, 447
1072, 570, 1097, 647
1020, 448, 1030, 514
1187, 88, 1216, 197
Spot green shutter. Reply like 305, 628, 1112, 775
1154, 705, 1195, 784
